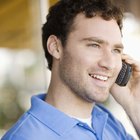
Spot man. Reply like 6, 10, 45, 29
2, 0, 140, 139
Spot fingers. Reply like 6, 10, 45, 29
122, 54, 140, 72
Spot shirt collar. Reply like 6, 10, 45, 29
91, 104, 108, 140
28, 94, 79, 136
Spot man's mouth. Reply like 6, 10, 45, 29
89, 74, 109, 81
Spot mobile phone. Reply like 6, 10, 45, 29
115, 62, 132, 86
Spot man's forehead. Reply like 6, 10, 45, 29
73, 13, 119, 31
71, 14, 122, 38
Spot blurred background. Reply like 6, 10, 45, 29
0, 0, 140, 139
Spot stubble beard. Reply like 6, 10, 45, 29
58, 50, 110, 103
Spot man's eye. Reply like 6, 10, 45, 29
87, 43, 100, 48
113, 49, 122, 54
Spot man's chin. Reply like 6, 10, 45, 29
84, 93, 110, 104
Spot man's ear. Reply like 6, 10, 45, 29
47, 35, 62, 59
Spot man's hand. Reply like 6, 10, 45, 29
110, 54, 140, 137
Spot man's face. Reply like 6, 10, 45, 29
58, 14, 123, 103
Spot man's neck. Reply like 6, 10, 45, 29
45, 83, 95, 119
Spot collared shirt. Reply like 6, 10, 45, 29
2, 94, 134, 140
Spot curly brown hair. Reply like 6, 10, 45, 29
42, 0, 123, 70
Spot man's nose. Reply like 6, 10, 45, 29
98, 50, 116, 71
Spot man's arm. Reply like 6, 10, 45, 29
111, 54, 140, 137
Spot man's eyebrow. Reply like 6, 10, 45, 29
80, 37, 124, 49
114, 44, 124, 49
80, 37, 105, 44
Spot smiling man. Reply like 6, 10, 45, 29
2, 0, 140, 140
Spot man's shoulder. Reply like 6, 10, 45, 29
1, 112, 30, 140
1, 111, 55, 140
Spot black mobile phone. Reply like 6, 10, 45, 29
115, 62, 132, 86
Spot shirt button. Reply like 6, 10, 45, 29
78, 123, 84, 127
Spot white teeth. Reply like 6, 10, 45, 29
90, 74, 108, 81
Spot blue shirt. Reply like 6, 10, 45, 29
2, 94, 134, 140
